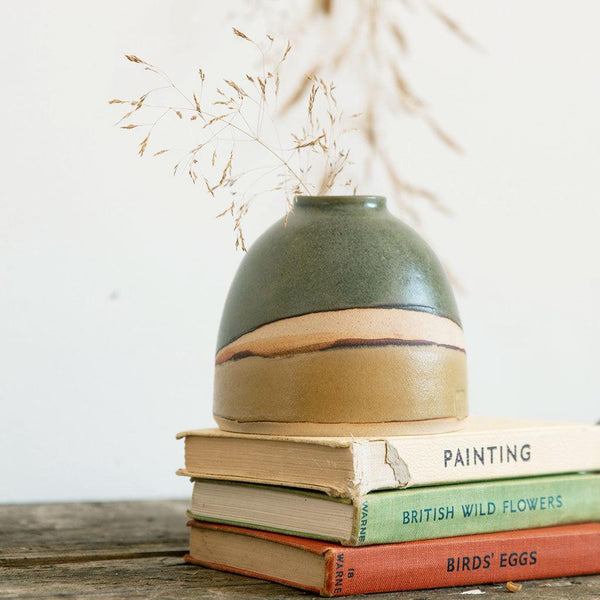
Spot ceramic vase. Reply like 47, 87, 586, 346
213, 196, 467, 436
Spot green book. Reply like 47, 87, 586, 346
189, 473, 600, 546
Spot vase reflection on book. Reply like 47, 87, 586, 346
177, 416, 600, 595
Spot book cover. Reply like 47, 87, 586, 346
185, 521, 600, 596
188, 472, 600, 545
177, 415, 600, 497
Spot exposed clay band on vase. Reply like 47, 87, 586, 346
213, 416, 466, 436
216, 307, 465, 364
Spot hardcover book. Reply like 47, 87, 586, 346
185, 521, 600, 596
177, 416, 600, 497
188, 472, 600, 546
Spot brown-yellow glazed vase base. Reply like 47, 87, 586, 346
214, 344, 467, 425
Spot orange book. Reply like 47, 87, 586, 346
185, 521, 600, 596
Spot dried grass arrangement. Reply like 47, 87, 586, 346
266, 0, 477, 222
111, 3, 475, 248
110, 30, 358, 250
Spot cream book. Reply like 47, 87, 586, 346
177, 416, 600, 498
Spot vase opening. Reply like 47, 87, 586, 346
295, 195, 386, 209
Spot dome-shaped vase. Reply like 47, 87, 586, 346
213, 196, 467, 436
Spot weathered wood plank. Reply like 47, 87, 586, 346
0, 500, 188, 565
1, 557, 599, 599
1, 501, 598, 598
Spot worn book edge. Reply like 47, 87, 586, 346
177, 416, 599, 497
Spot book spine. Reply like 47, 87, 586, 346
378, 424, 600, 491
323, 526, 600, 596
351, 473, 600, 545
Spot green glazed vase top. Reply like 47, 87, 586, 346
217, 195, 461, 351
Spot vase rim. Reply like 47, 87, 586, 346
295, 195, 386, 208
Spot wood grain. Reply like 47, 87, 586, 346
1, 500, 598, 599
0, 500, 188, 565
2, 558, 599, 599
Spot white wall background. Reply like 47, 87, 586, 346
1, 1, 598, 503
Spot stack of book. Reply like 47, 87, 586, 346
177, 416, 600, 596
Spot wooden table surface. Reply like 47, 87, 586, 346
1, 500, 598, 599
